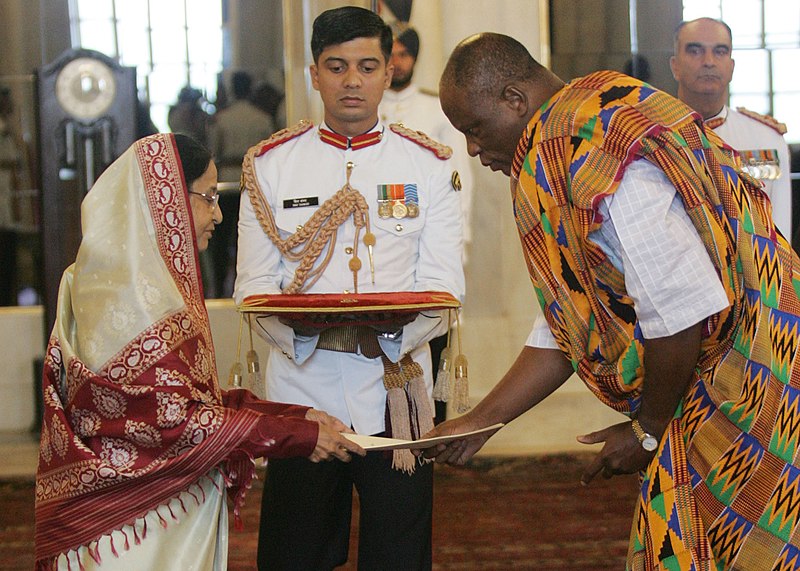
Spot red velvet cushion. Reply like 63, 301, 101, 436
239, 291, 460, 327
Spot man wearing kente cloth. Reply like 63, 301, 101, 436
422, 32, 800, 570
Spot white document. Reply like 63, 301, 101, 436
342, 423, 504, 451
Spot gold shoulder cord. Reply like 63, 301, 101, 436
389, 123, 453, 159
736, 107, 788, 135
241, 145, 376, 294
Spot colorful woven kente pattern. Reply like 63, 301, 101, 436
511, 71, 800, 570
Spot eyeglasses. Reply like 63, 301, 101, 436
189, 190, 220, 208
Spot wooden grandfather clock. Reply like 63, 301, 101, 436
37, 48, 137, 333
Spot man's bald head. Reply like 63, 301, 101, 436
673, 17, 731, 55
440, 33, 547, 103
438, 33, 564, 177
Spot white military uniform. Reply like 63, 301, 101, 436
709, 105, 792, 239
380, 85, 475, 245
235, 121, 465, 436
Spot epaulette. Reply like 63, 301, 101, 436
255, 120, 314, 157
389, 123, 452, 160
736, 107, 787, 136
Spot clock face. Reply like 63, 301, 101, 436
55, 57, 118, 121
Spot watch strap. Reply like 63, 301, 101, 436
631, 418, 651, 444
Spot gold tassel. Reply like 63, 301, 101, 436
453, 310, 471, 413
228, 361, 244, 388
431, 346, 452, 401
432, 311, 452, 402
382, 357, 416, 473
401, 355, 434, 439
227, 312, 245, 388
453, 354, 470, 413
245, 315, 265, 398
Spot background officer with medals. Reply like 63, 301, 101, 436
234, 7, 464, 570
671, 17, 792, 239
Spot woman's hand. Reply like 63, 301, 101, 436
305, 408, 365, 463
305, 408, 353, 433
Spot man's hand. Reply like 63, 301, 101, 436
577, 421, 656, 485
575, 322, 703, 485
305, 408, 365, 463
416, 413, 499, 465
417, 346, 573, 466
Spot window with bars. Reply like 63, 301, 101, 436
683, 0, 800, 143
68, 0, 223, 133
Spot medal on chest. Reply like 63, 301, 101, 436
377, 183, 419, 219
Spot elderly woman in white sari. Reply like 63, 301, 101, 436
34, 133, 365, 570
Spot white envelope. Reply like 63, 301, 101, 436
342, 423, 504, 451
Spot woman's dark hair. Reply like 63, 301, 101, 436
311, 6, 392, 63
173, 133, 212, 187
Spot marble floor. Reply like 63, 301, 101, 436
0, 432, 39, 479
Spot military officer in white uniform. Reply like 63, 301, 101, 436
671, 17, 792, 238
234, 8, 464, 571
236, 123, 463, 436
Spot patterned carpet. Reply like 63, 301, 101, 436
1, 454, 638, 570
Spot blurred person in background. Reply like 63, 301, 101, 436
168, 86, 211, 146
208, 71, 276, 297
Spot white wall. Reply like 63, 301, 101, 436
0, 307, 43, 432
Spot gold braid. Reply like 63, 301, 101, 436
242, 143, 375, 294
389, 123, 452, 159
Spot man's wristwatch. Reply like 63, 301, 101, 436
631, 419, 659, 452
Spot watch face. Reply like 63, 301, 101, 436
55, 57, 117, 121
642, 436, 658, 452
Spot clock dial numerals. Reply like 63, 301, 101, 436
55, 57, 118, 121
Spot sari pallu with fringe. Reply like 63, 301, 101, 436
35, 325, 316, 568
34, 134, 318, 569
512, 71, 800, 569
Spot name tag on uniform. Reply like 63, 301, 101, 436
283, 196, 319, 209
